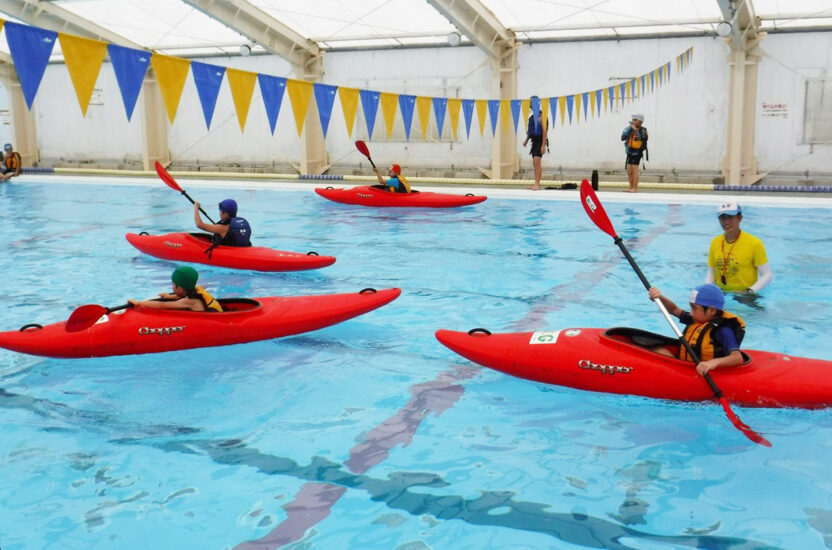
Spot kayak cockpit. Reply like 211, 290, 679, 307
216, 298, 260, 312
603, 327, 752, 365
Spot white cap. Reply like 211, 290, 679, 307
631, 113, 644, 122
716, 200, 742, 216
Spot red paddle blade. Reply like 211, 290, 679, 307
579, 179, 617, 239
155, 161, 183, 192
65, 304, 108, 333
719, 397, 772, 447
355, 140, 371, 159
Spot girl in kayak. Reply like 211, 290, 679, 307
194, 199, 252, 247
373, 163, 411, 193
647, 283, 745, 376
128, 266, 222, 312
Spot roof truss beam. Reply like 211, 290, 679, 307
426, 0, 516, 59
181, 0, 322, 79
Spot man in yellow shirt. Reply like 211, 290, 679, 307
706, 201, 772, 294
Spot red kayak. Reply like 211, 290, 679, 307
435, 326, 832, 409
0, 288, 400, 358
315, 185, 487, 208
125, 232, 336, 272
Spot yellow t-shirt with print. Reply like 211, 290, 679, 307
707, 231, 768, 292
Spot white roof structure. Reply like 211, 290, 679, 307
0, 0, 830, 57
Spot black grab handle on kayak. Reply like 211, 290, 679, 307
139, 231, 149, 235
20, 323, 43, 332
306, 251, 319, 256
326, 186, 334, 190
468, 327, 492, 336
465, 193, 474, 197
359, 288, 377, 294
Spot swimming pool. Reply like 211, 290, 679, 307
1, 177, 831, 549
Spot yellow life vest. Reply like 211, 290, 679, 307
679, 311, 745, 362
4, 152, 21, 172
627, 130, 645, 151
195, 285, 223, 312
397, 174, 411, 193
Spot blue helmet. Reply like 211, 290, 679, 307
218, 199, 238, 217
689, 284, 724, 310
3, 143, 12, 152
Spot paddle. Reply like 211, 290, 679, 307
65, 303, 132, 332
154, 161, 216, 224
355, 140, 377, 170
579, 179, 771, 447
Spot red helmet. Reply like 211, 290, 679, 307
391, 164, 401, 175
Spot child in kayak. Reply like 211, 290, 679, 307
373, 163, 411, 193
647, 283, 745, 376
194, 199, 252, 247
128, 266, 222, 312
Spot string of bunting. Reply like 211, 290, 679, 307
0, 19, 693, 140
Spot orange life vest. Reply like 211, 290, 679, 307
194, 285, 222, 312
679, 311, 745, 362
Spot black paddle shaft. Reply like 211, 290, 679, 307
613, 236, 723, 398
180, 190, 216, 224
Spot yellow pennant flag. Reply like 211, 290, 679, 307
150, 54, 191, 124
558, 96, 567, 126
589, 91, 597, 118
475, 99, 488, 137
338, 86, 360, 138
602, 87, 609, 112
59, 33, 108, 117
541, 97, 549, 133
625, 80, 632, 102
677, 55, 681, 73
521, 98, 530, 128
379, 92, 399, 138
286, 79, 313, 136
574, 94, 581, 123
416, 96, 432, 139
499, 100, 510, 136
448, 98, 461, 140
0, 20, 4, 33
226, 68, 257, 132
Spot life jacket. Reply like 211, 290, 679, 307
679, 311, 745, 362
188, 285, 223, 312
626, 127, 648, 152
527, 114, 543, 138
388, 175, 411, 193
205, 217, 252, 257
4, 152, 21, 172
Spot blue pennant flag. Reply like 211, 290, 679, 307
666, 62, 671, 81
487, 99, 500, 136
359, 89, 380, 140
619, 83, 626, 101
595, 90, 602, 116
257, 74, 286, 135
4, 22, 58, 109
461, 99, 475, 138
530, 96, 541, 131
550, 97, 558, 127
398, 94, 416, 140
608, 86, 615, 110
190, 61, 225, 130
432, 97, 448, 138
313, 83, 338, 138
107, 44, 151, 121
566, 95, 574, 124
581, 92, 589, 119
650, 71, 655, 92
510, 99, 521, 134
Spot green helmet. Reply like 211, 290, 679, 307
171, 266, 198, 290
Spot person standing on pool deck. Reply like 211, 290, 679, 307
706, 200, 772, 295
193, 199, 252, 248
128, 266, 222, 312
647, 283, 745, 376
523, 96, 548, 191
373, 163, 410, 193
621, 114, 648, 193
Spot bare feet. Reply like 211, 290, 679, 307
529, 186, 541, 191
622, 188, 637, 193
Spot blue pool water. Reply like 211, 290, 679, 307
1, 178, 831, 549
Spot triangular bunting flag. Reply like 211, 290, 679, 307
287, 79, 314, 136
475, 99, 488, 137
190, 61, 225, 130
258, 74, 286, 135
379, 92, 399, 138
448, 98, 461, 140
500, 100, 511, 136
398, 94, 416, 140
359, 89, 380, 139
4, 22, 58, 109
558, 96, 567, 126
150, 53, 191, 124
226, 68, 257, 132
510, 99, 521, 134
314, 83, 338, 138
59, 33, 107, 117
416, 96, 431, 139
462, 99, 475, 139
487, 100, 500, 136
432, 97, 447, 139
338, 86, 360, 138
107, 44, 151, 121
540, 97, 549, 133
565, 95, 574, 124
581, 92, 589, 120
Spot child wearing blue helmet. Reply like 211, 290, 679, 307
647, 283, 746, 375
193, 198, 252, 252
0, 143, 21, 182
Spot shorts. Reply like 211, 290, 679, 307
626, 152, 643, 166
529, 137, 544, 158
